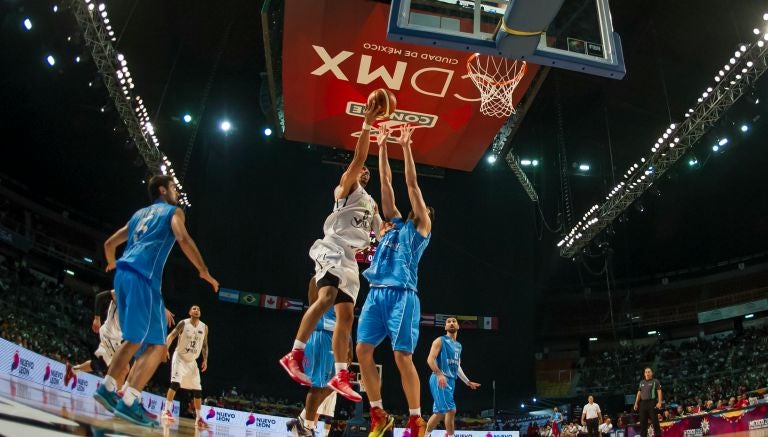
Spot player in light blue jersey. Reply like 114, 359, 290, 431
93, 175, 219, 427
356, 124, 434, 437
426, 317, 480, 437
288, 277, 351, 437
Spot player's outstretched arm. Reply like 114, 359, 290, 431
103, 225, 129, 271
201, 325, 209, 372
457, 365, 481, 389
170, 209, 219, 292
426, 337, 447, 387
377, 126, 401, 220
398, 126, 431, 237
337, 102, 380, 199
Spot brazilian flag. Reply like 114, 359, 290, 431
239, 292, 261, 307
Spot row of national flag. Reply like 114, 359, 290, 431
420, 313, 499, 330
219, 288, 499, 330
218, 288, 304, 312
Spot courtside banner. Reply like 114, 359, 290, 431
201, 406, 291, 432
281, 0, 539, 171
395, 429, 520, 437
0, 336, 179, 414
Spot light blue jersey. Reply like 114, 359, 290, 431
315, 306, 336, 332
116, 200, 177, 287
362, 218, 430, 291
436, 335, 462, 380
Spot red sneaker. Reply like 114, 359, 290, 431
408, 415, 426, 437
279, 349, 311, 386
369, 407, 394, 437
326, 369, 362, 402
64, 363, 75, 387
196, 417, 209, 429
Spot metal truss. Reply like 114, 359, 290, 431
559, 39, 768, 257
68, 0, 162, 169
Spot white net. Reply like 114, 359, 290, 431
348, 362, 382, 393
467, 53, 527, 118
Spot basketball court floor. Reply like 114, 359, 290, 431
0, 374, 279, 437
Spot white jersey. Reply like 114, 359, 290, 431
175, 318, 207, 361
99, 300, 121, 340
321, 185, 379, 251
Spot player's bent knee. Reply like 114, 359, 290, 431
169, 382, 180, 392
356, 342, 374, 358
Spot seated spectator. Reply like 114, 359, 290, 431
599, 418, 612, 437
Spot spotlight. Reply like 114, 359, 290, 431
75, 56, 81, 63
532, 159, 539, 166
712, 145, 720, 152
219, 120, 232, 132
521, 404, 525, 409
634, 201, 645, 213
487, 155, 498, 164
264, 127, 273, 136
589, 337, 598, 342
53, 4, 58, 12
520, 159, 532, 166
46, 55, 56, 66
718, 138, 728, 146
23, 18, 32, 30
648, 330, 657, 335
533, 397, 537, 403
741, 124, 749, 132
688, 158, 698, 166
182, 113, 192, 123
578, 164, 590, 171
745, 313, 754, 319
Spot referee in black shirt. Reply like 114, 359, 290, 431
633, 367, 662, 437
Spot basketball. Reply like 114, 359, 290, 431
368, 88, 397, 119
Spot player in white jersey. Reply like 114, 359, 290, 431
162, 305, 209, 429
280, 100, 383, 402
66, 290, 128, 385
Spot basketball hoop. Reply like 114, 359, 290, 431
467, 53, 527, 118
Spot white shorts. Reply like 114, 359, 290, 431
309, 238, 360, 302
171, 353, 201, 390
300, 392, 338, 420
94, 335, 122, 366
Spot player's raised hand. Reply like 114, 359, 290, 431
396, 124, 415, 148
437, 373, 448, 388
165, 308, 176, 327
467, 381, 481, 390
364, 100, 382, 125
199, 269, 219, 292
376, 125, 390, 148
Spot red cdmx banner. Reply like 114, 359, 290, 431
281, 0, 540, 171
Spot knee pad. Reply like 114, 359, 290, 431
169, 382, 181, 392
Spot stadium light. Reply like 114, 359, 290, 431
718, 138, 729, 146
46, 55, 56, 66
532, 159, 539, 166
740, 123, 749, 132
588, 337, 598, 341
220, 120, 232, 132
579, 164, 590, 171
64, 269, 75, 276
264, 127, 273, 136
745, 313, 754, 319
521, 403, 525, 409
647, 330, 657, 335
182, 113, 192, 123
487, 155, 498, 164
520, 159, 532, 166
712, 145, 720, 152
23, 18, 32, 30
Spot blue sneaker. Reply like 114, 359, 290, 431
114, 398, 159, 427
93, 384, 119, 413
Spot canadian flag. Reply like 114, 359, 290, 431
260, 294, 280, 309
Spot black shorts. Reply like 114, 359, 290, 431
317, 272, 353, 304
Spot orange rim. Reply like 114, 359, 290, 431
466, 52, 527, 86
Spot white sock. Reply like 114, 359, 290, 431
197, 409, 202, 419
121, 382, 129, 392
370, 400, 383, 409
305, 419, 316, 429
103, 375, 117, 392
334, 362, 347, 373
293, 340, 306, 350
409, 408, 421, 416
122, 386, 141, 407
